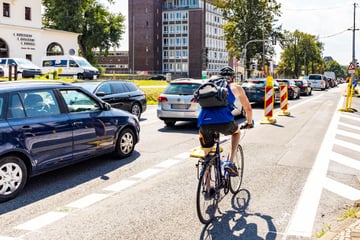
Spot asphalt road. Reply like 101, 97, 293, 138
1, 83, 359, 240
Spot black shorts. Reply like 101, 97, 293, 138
199, 121, 239, 148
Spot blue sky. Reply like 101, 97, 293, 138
102, 0, 357, 66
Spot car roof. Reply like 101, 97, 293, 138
0, 80, 74, 93
170, 78, 204, 84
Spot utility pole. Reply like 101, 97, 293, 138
351, 2, 358, 82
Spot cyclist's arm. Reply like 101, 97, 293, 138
231, 84, 253, 125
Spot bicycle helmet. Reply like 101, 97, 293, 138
219, 66, 235, 76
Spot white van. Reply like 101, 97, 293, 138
308, 74, 328, 90
41, 55, 99, 80
0, 58, 42, 78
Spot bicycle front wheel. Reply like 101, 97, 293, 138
196, 163, 217, 224
230, 144, 244, 194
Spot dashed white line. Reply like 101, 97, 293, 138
103, 179, 138, 192
15, 211, 68, 231
66, 193, 109, 209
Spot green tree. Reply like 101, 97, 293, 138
214, 0, 282, 75
324, 60, 345, 78
276, 30, 324, 78
42, 0, 125, 64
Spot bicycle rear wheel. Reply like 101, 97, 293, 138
196, 163, 217, 224
230, 144, 244, 194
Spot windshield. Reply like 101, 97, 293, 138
163, 83, 201, 95
76, 58, 93, 67
73, 82, 98, 93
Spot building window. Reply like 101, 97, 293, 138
46, 42, 64, 56
25, 54, 32, 61
25, 7, 31, 20
3, 3, 10, 17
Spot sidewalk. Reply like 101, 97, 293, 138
322, 87, 360, 240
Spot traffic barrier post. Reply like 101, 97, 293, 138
278, 84, 290, 116
338, 77, 357, 112
260, 76, 276, 124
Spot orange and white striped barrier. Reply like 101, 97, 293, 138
260, 76, 276, 124
278, 84, 290, 116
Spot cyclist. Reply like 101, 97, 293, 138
198, 66, 253, 175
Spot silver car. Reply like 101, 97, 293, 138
157, 78, 245, 127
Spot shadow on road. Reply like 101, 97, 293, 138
0, 151, 140, 215
199, 189, 277, 240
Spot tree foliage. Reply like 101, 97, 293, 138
42, 0, 125, 64
324, 60, 346, 78
276, 30, 324, 78
214, 0, 282, 71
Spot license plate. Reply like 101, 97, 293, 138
172, 104, 189, 109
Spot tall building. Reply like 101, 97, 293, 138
129, 0, 229, 79
0, 0, 79, 67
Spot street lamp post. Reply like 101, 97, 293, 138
241, 39, 271, 80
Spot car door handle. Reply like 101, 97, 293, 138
20, 126, 32, 131
72, 121, 83, 126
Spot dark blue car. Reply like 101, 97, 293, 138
241, 78, 280, 104
0, 81, 140, 202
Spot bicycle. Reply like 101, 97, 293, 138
191, 122, 252, 224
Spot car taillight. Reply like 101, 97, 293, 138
191, 98, 197, 103
157, 96, 168, 102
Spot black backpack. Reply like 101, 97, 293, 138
194, 77, 229, 108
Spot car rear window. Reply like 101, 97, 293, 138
309, 75, 322, 80
163, 83, 200, 95
242, 80, 265, 88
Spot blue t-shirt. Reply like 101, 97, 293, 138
197, 85, 235, 127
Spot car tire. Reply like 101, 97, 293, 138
114, 128, 136, 158
164, 120, 176, 127
0, 156, 28, 202
131, 103, 142, 119
77, 73, 83, 80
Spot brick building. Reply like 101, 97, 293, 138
128, 0, 229, 79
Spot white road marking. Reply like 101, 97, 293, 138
330, 152, 360, 170
155, 159, 181, 168
66, 193, 109, 209
339, 121, 360, 131
0, 236, 17, 240
336, 129, 360, 141
334, 139, 360, 153
341, 114, 360, 122
103, 179, 138, 192
132, 168, 163, 179
283, 97, 343, 238
324, 177, 360, 201
15, 211, 68, 231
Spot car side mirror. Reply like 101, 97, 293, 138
103, 102, 111, 110
96, 92, 106, 97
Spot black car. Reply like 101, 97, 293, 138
149, 75, 166, 80
242, 78, 280, 104
73, 80, 147, 119
294, 79, 312, 96
276, 79, 301, 99
0, 80, 140, 202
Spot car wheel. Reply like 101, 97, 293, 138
0, 156, 27, 202
114, 128, 135, 158
131, 103, 141, 119
77, 73, 83, 80
164, 120, 176, 127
